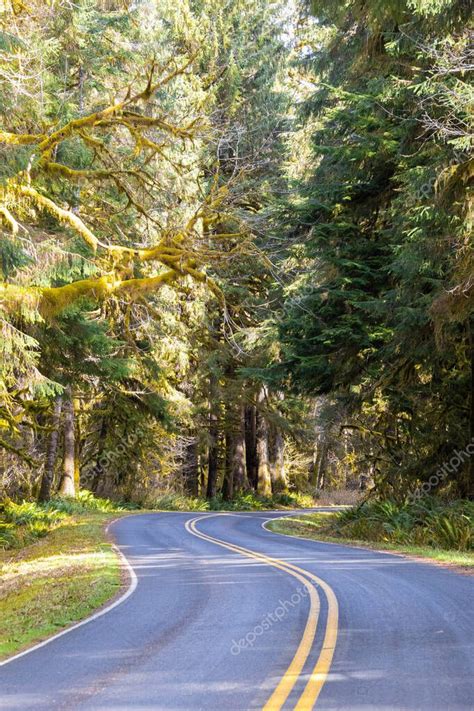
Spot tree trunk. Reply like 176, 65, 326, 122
224, 398, 249, 498
90, 416, 108, 493
233, 404, 249, 492
245, 404, 257, 489
464, 317, 474, 498
206, 372, 219, 499
183, 436, 199, 496
58, 386, 76, 497
316, 444, 328, 490
256, 387, 272, 497
222, 429, 234, 500
310, 441, 328, 489
270, 426, 287, 493
38, 396, 62, 502
316, 443, 328, 490
74, 395, 81, 491
469, 321, 474, 498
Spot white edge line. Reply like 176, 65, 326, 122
0, 518, 138, 667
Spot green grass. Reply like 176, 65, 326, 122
0, 494, 132, 660
267, 505, 474, 570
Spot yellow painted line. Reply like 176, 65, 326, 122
186, 516, 319, 709
185, 514, 339, 710
262, 519, 340, 709
293, 579, 338, 709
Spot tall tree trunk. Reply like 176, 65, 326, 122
38, 396, 62, 502
269, 391, 286, 493
316, 443, 328, 490
310, 441, 328, 489
256, 387, 272, 497
245, 404, 257, 489
233, 404, 249, 493
58, 386, 76, 497
270, 426, 287, 493
183, 436, 199, 496
74, 394, 81, 491
206, 372, 219, 499
90, 416, 107, 493
200, 455, 206, 496
465, 318, 474, 499
224, 398, 249, 498
222, 429, 234, 500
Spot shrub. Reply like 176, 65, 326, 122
0, 500, 66, 550
44, 489, 135, 515
0, 490, 133, 550
331, 497, 473, 551
151, 490, 317, 512
2, 500, 65, 527
153, 494, 210, 511
0, 522, 19, 549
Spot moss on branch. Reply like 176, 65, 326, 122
19, 186, 99, 252
0, 264, 222, 320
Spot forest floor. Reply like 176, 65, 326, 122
267, 512, 474, 573
0, 511, 126, 660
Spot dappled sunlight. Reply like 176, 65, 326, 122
1, 549, 114, 580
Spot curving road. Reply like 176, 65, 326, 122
1, 511, 473, 710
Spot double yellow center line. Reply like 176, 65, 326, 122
185, 515, 339, 710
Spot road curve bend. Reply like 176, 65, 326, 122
1, 511, 473, 710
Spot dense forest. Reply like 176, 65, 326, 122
0, 0, 472, 508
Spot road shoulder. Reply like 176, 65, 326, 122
265, 514, 474, 576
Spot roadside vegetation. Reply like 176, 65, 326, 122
0, 492, 131, 660
0, 491, 133, 550
268, 498, 474, 568
153, 491, 319, 512
152, 488, 361, 511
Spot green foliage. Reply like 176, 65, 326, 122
0, 491, 132, 549
45, 489, 134, 514
0, 499, 65, 548
2, 500, 64, 526
275, 0, 473, 498
332, 498, 473, 550
152, 494, 210, 511
0, 0, 296, 506
152, 491, 316, 511
0, 237, 32, 279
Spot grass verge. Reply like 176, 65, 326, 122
0, 510, 127, 660
267, 512, 474, 571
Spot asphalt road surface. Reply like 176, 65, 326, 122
1, 511, 473, 710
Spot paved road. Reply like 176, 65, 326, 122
1, 511, 473, 710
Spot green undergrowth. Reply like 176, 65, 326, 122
0, 490, 137, 550
267, 497, 474, 568
332, 498, 473, 551
152, 490, 317, 512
